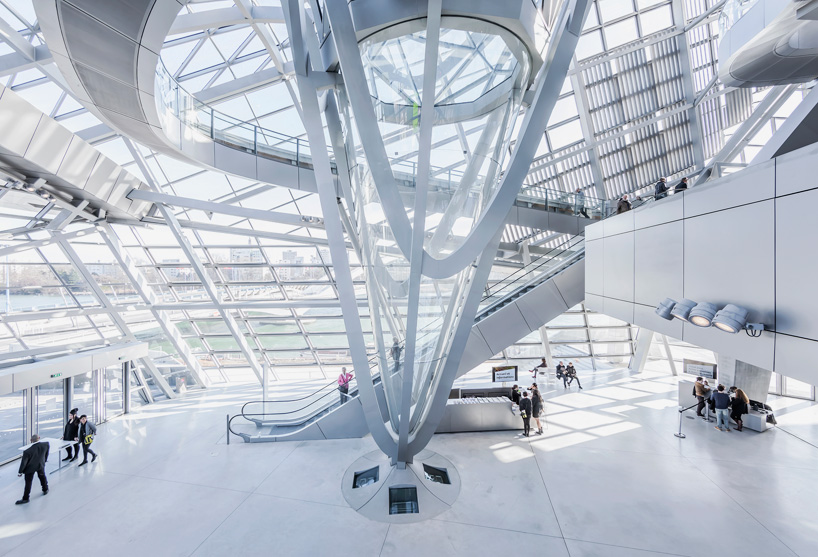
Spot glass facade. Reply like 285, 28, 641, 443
36, 380, 64, 441
0, 391, 25, 464
0, 0, 812, 395
104, 365, 124, 420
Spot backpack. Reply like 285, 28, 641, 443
692, 385, 697, 397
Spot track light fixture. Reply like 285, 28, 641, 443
712, 304, 749, 333
655, 298, 676, 320
689, 302, 718, 327
657, 297, 767, 337
670, 299, 696, 321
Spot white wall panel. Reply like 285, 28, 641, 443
603, 232, 634, 301
634, 221, 683, 306
585, 220, 603, 241
603, 210, 634, 236
634, 193, 684, 230
585, 238, 604, 295
634, 303, 684, 339
683, 201, 775, 326
684, 160, 775, 218
776, 189, 818, 340
603, 297, 634, 324
774, 334, 818, 387
775, 142, 818, 197
683, 321, 775, 372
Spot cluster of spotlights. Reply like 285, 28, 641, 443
2, 179, 55, 202
655, 298, 765, 337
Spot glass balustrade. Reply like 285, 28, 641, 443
154, 59, 611, 216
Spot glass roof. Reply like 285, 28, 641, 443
0, 0, 812, 386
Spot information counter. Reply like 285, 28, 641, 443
435, 390, 520, 433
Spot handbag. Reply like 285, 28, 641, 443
84, 434, 94, 445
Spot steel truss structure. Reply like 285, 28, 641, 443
0, 0, 813, 412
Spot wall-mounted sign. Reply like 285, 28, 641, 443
492, 365, 518, 383
50, 373, 62, 378
683, 359, 717, 380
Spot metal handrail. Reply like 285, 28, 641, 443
154, 59, 611, 216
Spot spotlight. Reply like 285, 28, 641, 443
670, 298, 696, 321
655, 298, 676, 320
689, 302, 718, 327
713, 304, 749, 333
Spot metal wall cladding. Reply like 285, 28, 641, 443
585, 143, 818, 385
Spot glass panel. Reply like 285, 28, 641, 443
72, 371, 96, 423
36, 380, 64, 441
105, 365, 124, 419
783, 376, 815, 400
0, 391, 26, 463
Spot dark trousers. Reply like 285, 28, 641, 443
522, 416, 531, 436
696, 396, 706, 416
578, 208, 589, 218
568, 376, 582, 388
338, 385, 348, 405
65, 443, 80, 459
22, 470, 48, 500
81, 443, 97, 463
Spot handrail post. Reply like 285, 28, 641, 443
226, 413, 230, 445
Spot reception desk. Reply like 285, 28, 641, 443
435, 395, 520, 433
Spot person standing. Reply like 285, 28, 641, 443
566, 362, 583, 390
713, 385, 732, 432
616, 195, 631, 214
16, 435, 49, 505
731, 388, 750, 431
575, 188, 589, 218
531, 384, 544, 435
519, 392, 532, 437
62, 408, 80, 462
674, 177, 688, 193
694, 377, 711, 417
337, 367, 353, 405
390, 338, 402, 373
654, 177, 668, 200
76, 415, 98, 466
510, 385, 521, 406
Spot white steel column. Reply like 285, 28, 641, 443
156, 203, 264, 383
630, 329, 654, 373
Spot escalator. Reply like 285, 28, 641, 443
227, 234, 586, 443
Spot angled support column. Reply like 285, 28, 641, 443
630, 329, 654, 373
97, 224, 207, 389
52, 227, 177, 399
661, 334, 678, 376
134, 359, 156, 403
155, 203, 264, 383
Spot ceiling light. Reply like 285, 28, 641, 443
689, 302, 718, 327
713, 304, 749, 333
655, 298, 676, 320
670, 298, 696, 321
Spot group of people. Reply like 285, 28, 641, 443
616, 177, 690, 214
529, 358, 583, 390
693, 377, 751, 432
511, 383, 545, 437
16, 408, 99, 505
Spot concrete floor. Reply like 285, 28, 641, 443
0, 367, 816, 557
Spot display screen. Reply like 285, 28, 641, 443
492, 365, 518, 382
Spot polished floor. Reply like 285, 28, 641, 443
0, 365, 816, 557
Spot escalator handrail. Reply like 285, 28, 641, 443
482, 234, 584, 300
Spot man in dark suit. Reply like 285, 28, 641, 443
17, 435, 49, 505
